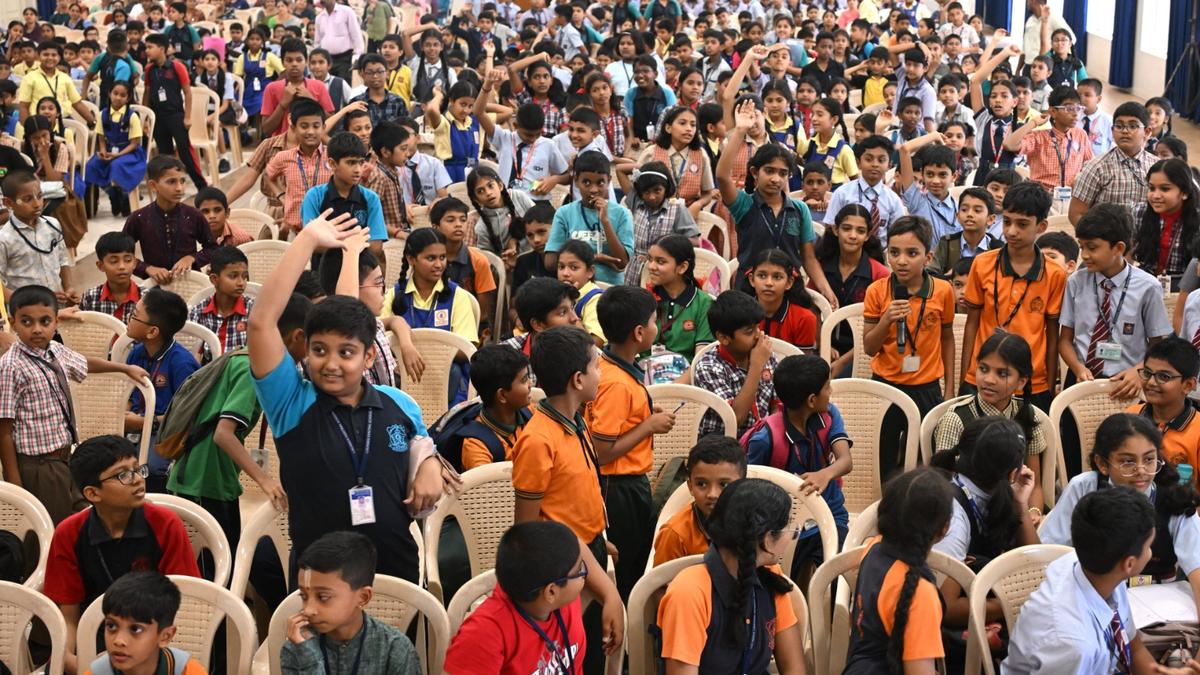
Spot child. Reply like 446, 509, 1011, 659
142, 33, 208, 190
744, 354, 851, 576
1036, 231, 1079, 274
86, 80, 146, 218
20, 115, 71, 195
951, 257, 974, 313
936, 74, 973, 128
960, 182, 1066, 411
938, 120, 977, 187
195, 187, 251, 247
81, 29, 139, 119
467, 165, 534, 263
1138, 335, 1200, 474
193, 48, 235, 172
444, 521, 592, 674
308, 48, 351, 112
352, 53, 411, 133
981, 167, 1021, 240
648, 234, 714, 361
652, 435, 746, 566
391, 226, 479, 349
1132, 158, 1199, 278
822, 134, 904, 244
748, 248, 820, 351
1060, 203, 1171, 398
556, 240, 605, 345
232, 27, 282, 122
259, 38, 334, 138
512, 203, 557, 291
1145, 96, 1173, 153
409, 29, 458, 114
123, 156, 217, 285
693, 290, 777, 437
843, 467, 956, 674
545, 151, 634, 286
623, 54, 677, 144
0, 172, 74, 302
584, 71, 628, 159
1027, 56, 1054, 112
797, 98, 859, 189
432, 196, 497, 332
477, 72, 569, 199
1068, 101, 1160, 225
446, 344, 532, 471
1001, 86, 1092, 194
188, 246, 253, 356
800, 163, 832, 223
893, 47, 935, 129
1076, 78, 1112, 157
622, 162, 700, 285
263, 100, 330, 239
82, 572, 207, 675
967, 44, 1023, 187
880, 98, 928, 153
896, 134, 959, 247
503, 277, 580, 360
164, 1, 200, 64
282, 531, 420, 674
508, 52, 566, 138
657, 478, 803, 673
79, 232, 140, 323
929, 187, 996, 275
632, 106, 714, 219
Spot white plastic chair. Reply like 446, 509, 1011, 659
446, 568, 496, 634
144, 493, 232, 587
479, 248, 507, 335
57, 310, 127, 359
818, 303, 872, 379
0, 580, 67, 675
189, 86, 222, 182
230, 502, 291, 600
1049, 379, 1139, 477
645, 384, 737, 480
383, 238, 406, 291
692, 336, 803, 370
229, 208, 279, 241
225, 74, 245, 164
62, 117, 90, 183
70, 372, 155, 468
238, 239, 290, 284
141, 270, 214, 304
0, 484, 53, 590
423, 462, 514, 603
188, 281, 261, 307
830, 378, 924, 517
401, 328, 478, 423
112, 320, 222, 365
696, 210, 731, 260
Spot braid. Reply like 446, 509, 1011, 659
391, 255, 413, 316
503, 186, 526, 241
1014, 376, 1036, 455
729, 535, 759, 648
887, 549, 929, 674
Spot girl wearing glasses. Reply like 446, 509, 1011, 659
1040, 413, 1200, 601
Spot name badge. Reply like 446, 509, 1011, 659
1053, 186, 1072, 202
250, 447, 269, 470
902, 355, 921, 373
1129, 575, 1154, 588
348, 485, 376, 525
157, 87, 168, 102
252, 77, 261, 91
434, 309, 450, 327
1096, 341, 1122, 361
645, 124, 655, 140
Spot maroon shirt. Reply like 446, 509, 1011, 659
122, 201, 216, 277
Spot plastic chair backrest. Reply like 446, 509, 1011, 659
830, 378, 924, 515
1049, 379, 1139, 476
238, 239, 290, 283
57, 310, 126, 360
70, 372, 155, 466
401, 328, 478, 423
645, 384, 736, 479
0, 484, 53, 590
145, 493, 232, 587
423, 462, 514, 602
818, 303, 872, 379
0, 580, 66, 675
230, 502, 291, 600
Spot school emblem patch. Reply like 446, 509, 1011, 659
683, 320, 695, 331
434, 309, 450, 327
236, 320, 247, 332
1029, 297, 1044, 313
153, 372, 169, 388
387, 424, 409, 452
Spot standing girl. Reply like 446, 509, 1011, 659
1132, 158, 1199, 278
747, 248, 820, 351
761, 79, 803, 154
425, 80, 483, 183
467, 165, 533, 266
657, 478, 806, 675
556, 239, 605, 345
233, 27, 281, 128
637, 106, 717, 220
1046, 29, 1087, 88
585, 71, 629, 159
509, 53, 567, 138
796, 97, 859, 190
1145, 96, 1174, 153
85, 81, 146, 218
648, 234, 714, 361
815, 204, 889, 374
622, 161, 700, 285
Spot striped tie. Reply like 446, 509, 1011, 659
1085, 279, 1114, 377
1192, 324, 1200, 351
866, 187, 882, 237
1111, 609, 1132, 674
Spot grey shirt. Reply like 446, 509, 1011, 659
281, 612, 420, 675
1059, 263, 1173, 376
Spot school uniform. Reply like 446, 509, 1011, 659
932, 472, 1000, 564
824, 177, 905, 242
652, 283, 714, 362
573, 281, 604, 342
1060, 263, 1172, 379
188, 295, 254, 358
144, 57, 207, 189
1001, 551, 1136, 675
902, 183, 959, 248
512, 250, 555, 291
444, 584, 585, 675
930, 231, 998, 276
432, 114, 482, 183
233, 50, 282, 117
459, 409, 531, 471
546, 201, 636, 286
1127, 402, 1200, 485
79, 281, 141, 324
692, 345, 779, 438
85, 105, 147, 194
933, 395, 1049, 456
301, 182, 387, 242
797, 133, 859, 187
1179, 289, 1200, 353
653, 505, 709, 566
972, 111, 1016, 188
759, 299, 818, 350
490, 128, 569, 200
727, 190, 817, 276
127, 341, 200, 487
821, 254, 891, 358
445, 245, 498, 301
0, 214, 69, 292
399, 153, 453, 207
1079, 110, 1113, 157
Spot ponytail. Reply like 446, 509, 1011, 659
940, 417, 1027, 554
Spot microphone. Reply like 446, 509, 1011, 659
894, 285, 909, 353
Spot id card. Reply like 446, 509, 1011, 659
902, 355, 921, 373
1054, 186, 1072, 202
1096, 341, 1123, 361
1129, 575, 1154, 588
253, 78, 261, 91
250, 447, 269, 471
348, 485, 376, 525
157, 88, 168, 102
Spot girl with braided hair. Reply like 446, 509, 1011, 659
844, 467, 957, 674
657, 478, 806, 674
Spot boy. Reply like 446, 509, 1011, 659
511, 204, 556, 291
188, 246, 253, 355
1076, 78, 1112, 157
982, 167, 1022, 240
444, 521, 591, 674
45, 435, 199, 675
441, 344, 533, 471
693, 290, 778, 438
300, 132, 387, 270
881, 97, 927, 150
699, 29, 732, 101
393, 119, 452, 207
248, 210, 451, 584
349, 53, 409, 130
164, 1, 200, 65
930, 187, 997, 275
195, 187, 251, 247
1059, 203, 1171, 395
141, 34, 208, 190
960, 181, 1067, 411
1127, 337, 1200, 478
476, 71, 569, 198
935, 74, 973, 127
588, 286, 675, 599
553, 107, 623, 202
259, 38, 334, 138
624, 55, 677, 144
1037, 231, 1079, 274
1001, 86, 1092, 195
824, 135, 905, 242
433, 197, 497, 330
652, 435, 746, 566
79, 231, 140, 323
896, 133, 960, 247
503, 277, 580, 361
551, 4, 585, 61
846, 49, 891, 109
950, 256, 974, 313
1069, 101, 1158, 224
892, 47, 936, 131
544, 151, 634, 286
282, 531, 420, 674
81, 572, 206, 675
799, 162, 832, 223
81, 29, 140, 108
265, 99, 330, 238
377, 34, 412, 104
365, 121, 410, 234
1028, 55, 1054, 113
0, 172, 75, 304
123, 156, 216, 285
744, 354, 852, 575
800, 31, 844, 94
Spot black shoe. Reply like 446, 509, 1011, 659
219, 158, 231, 173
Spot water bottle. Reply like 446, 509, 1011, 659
1179, 463, 1193, 486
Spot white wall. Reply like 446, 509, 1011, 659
1085, 0, 1166, 101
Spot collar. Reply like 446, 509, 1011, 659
109, 105, 128, 117
783, 410, 829, 444
536, 398, 586, 434
703, 546, 763, 609
100, 281, 141, 304
1000, 244, 1044, 281
14, 340, 55, 360
953, 472, 992, 510
322, 181, 366, 208
1162, 208, 1183, 229
444, 113, 475, 131
85, 506, 150, 545
601, 347, 647, 384
961, 232, 992, 255
1070, 555, 1124, 628
202, 293, 249, 317
1138, 400, 1198, 432
449, 243, 471, 265
405, 277, 447, 301
767, 115, 796, 133
8, 214, 40, 232
314, 379, 384, 415
892, 270, 934, 299
855, 176, 884, 195
653, 282, 698, 307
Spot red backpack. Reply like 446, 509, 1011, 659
738, 411, 834, 472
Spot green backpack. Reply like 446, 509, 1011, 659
154, 348, 248, 461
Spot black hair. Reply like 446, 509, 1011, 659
597, 285, 656, 345
1074, 202, 1131, 250
814, 203, 885, 265
102, 572, 181, 628
70, 434, 138, 492
96, 232, 136, 259
470, 344, 530, 407
958, 187, 994, 215
760, 79, 794, 108
854, 134, 894, 162
327, 131, 367, 162
649, 233, 698, 291
918, 144, 957, 173
708, 289, 766, 338
370, 120, 406, 157
706, 479, 793, 648
306, 294, 378, 348
1046, 85, 1079, 108
1090, 412, 1200, 518
1072, 485, 1156, 574
514, 277, 579, 332
146, 154, 186, 181
279, 292, 312, 337
317, 248, 379, 296
391, 228, 450, 317
1134, 159, 1200, 265
1146, 96, 1174, 136
279, 37, 306, 59
973, 330, 1037, 449
687, 434, 747, 475
530, 325, 595, 397
209, 245, 248, 275
524, 202, 556, 227
515, 102, 545, 133
288, 97, 326, 124
20, 116, 60, 169
557, 239, 596, 276
0, 169, 37, 200
193, 186, 229, 211
896, 96, 923, 115
141, 288, 187, 338
293, 270, 326, 301
931, 416, 1027, 554
774, 354, 830, 410
982, 167, 1022, 189
297, 531, 377, 590
1001, 181, 1051, 221
748, 143, 798, 187
496, 520, 581, 602
1076, 77, 1102, 95
569, 106, 601, 133
633, 161, 676, 200
430, 197, 470, 229
467, 166, 525, 252
574, 149, 611, 177
885, 215, 933, 252
1011, 75, 1032, 90
1113, 101, 1149, 127
1145, 335, 1200, 380
697, 102, 724, 138
1036, 231, 1079, 264
747, 248, 815, 312
952, 255, 976, 278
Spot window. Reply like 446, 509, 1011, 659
1088, 0, 1114, 40
1139, 0, 1169, 58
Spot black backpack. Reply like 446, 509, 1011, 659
97, 52, 135, 105
430, 401, 530, 472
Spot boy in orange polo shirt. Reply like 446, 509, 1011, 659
864, 215, 956, 472
1128, 337, 1200, 484
587, 285, 676, 600
652, 435, 746, 567
960, 182, 1066, 411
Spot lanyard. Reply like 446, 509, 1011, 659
952, 474, 986, 531
739, 586, 758, 675
991, 250, 1035, 329
1050, 132, 1074, 187
928, 195, 956, 236
8, 218, 62, 254
513, 139, 539, 184
1092, 267, 1133, 336
297, 149, 322, 192
892, 276, 929, 355
514, 605, 575, 674
19, 349, 74, 435
39, 70, 60, 97
330, 408, 373, 486
320, 614, 368, 675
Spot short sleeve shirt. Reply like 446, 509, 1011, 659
587, 352, 653, 476
444, 585, 585, 675
1059, 264, 1173, 377
545, 201, 636, 286
511, 405, 607, 541
17, 68, 81, 108
863, 274, 956, 385
260, 78, 334, 136
653, 505, 709, 566
0, 215, 70, 291
653, 284, 714, 361
692, 345, 779, 438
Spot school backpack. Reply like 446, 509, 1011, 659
154, 348, 248, 461
430, 400, 532, 472
737, 411, 833, 472
574, 286, 604, 318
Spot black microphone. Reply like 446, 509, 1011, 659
894, 285, 909, 353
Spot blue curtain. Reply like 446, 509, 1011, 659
1166, 0, 1200, 121
39, 0, 54, 18
1063, 0, 1088, 62
981, 0, 1012, 31
1109, 0, 1137, 87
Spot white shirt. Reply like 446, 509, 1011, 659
1023, 13, 1074, 62
932, 473, 990, 561
1059, 263, 1173, 377
554, 23, 586, 61
314, 3, 364, 57
605, 57, 667, 98
938, 21, 980, 50
490, 128, 568, 200
399, 153, 453, 206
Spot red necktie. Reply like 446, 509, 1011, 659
1085, 279, 1113, 377
1111, 609, 1132, 674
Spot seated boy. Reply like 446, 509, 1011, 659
45, 435, 200, 675
188, 246, 253, 358
511, 203, 557, 292
544, 151, 633, 286
79, 231, 140, 323
82, 571, 207, 675
282, 531, 419, 674
195, 186, 252, 247
692, 290, 778, 438
652, 435, 746, 566
930, 186, 997, 275
502, 277, 581, 359
1126, 337, 1200, 477
950, 256, 974, 314
441, 344, 533, 472
444, 521, 589, 674
1037, 231, 1079, 275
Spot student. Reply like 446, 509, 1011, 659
192, 48, 235, 171
631, 109, 715, 220
259, 38, 333, 138
163, 1, 200, 64
652, 435, 745, 566
960, 182, 1066, 411
936, 74, 974, 127
647, 234, 714, 362
799, 163, 832, 223
392, 119, 453, 208
364, 121, 413, 235
85, 80, 146, 218
1026, 56, 1054, 112
544, 151, 633, 286
843, 467, 957, 675
467, 164, 534, 262
880, 97, 928, 154
308, 48, 351, 112
81, 572, 207, 675
282, 531, 419, 674
443, 521, 592, 674
1076, 78, 1112, 157
79, 231, 140, 323
1036, 231, 1079, 274
892, 47, 935, 130
123, 156, 217, 285
554, 240, 605, 346
232, 26, 282, 122
584, 71, 628, 159
950, 257, 975, 314
693, 290, 777, 438
939, 119, 978, 186
1145, 96, 1173, 153
441, 344, 533, 472
1062, 204, 1173, 393
1130, 338, 1200, 471
746, 248, 820, 351
477, 72, 569, 198
623, 54, 677, 145
188, 246, 253, 356
513, 203, 558, 292
141, 33, 207, 190
930, 187, 997, 275
247, 210, 452, 584
823, 135, 905, 244
621, 163, 699, 285
44, 435, 199, 675
263, 100, 331, 238
352, 53, 410, 132
967, 44, 1022, 187
896, 134, 960, 247
797, 97, 859, 189
657, 478, 804, 673
1001, 86, 1092, 194
410, 29, 458, 114
195, 187, 252, 248
299, 131, 386, 267
1002, 487, 1200, 674
378, 33, 413, 104
1132, 158, 1199, 278
429, 197, 496, 331
0, 172, 74, 302
1068, 101, 1159, 224
743, 355, 851, 574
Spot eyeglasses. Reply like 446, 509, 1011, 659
538, 560, 588, 592
1110, 457, 1166, 477
772, 526, 804, 541
1113, 123, 1144, 132
362, 68, 387, 76
128, 314, 156, 328
100, 463, 149, 486
1053, 104, 1083, 113
1138, 367, 1184, 385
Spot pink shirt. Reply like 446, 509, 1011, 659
314, 3, 364, 57
260, 78, 334, 136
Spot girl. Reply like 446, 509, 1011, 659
657, 478, 806, 675
637, 106, 717, 220
1145, 96, 1174, 153
815, 204, 889, 373
1046, 28, 1086, 88
510, 55, 566, 138
1040, 413, 1200, 606
797, 97, 858, 189
931, 417, 1039, 656
748, 248, 819, 351
85, 81, 146, 218
585, 71, 629, 159
18, 96, 72, 144
938, 120, 977, 186
194, 49, 235, 167
1154, 135, 1200, 188
671, 66, 705, 112
425, 80, 482, 183
793, 77, 821, 137
933, 331, 1048, 507
1132, 159, 1199, 278
21, 115, 70, 185
557, 239, 605, 345
843, 467, 957, 675
853, 113, 877, 147
762, 79, 803, 160
467, 165, 533, 266
233, 27, 281, 125
648, 234, 714, 361
622, 161, 700, 285
828, 77, 856, 114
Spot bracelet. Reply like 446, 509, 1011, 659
1027, 507, 1042, 517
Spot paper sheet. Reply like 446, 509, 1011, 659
1130, 581, 1198, 628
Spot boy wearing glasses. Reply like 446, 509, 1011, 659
0, 171, 76, 305
1000, 85, 1093, 197
1127, 337, 1200, 482
44, 435, 200, 675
